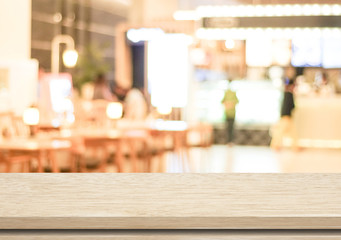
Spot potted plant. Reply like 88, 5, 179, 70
72, 43, 110, 97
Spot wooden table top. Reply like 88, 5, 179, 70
0, 174, 341, 229
149, 120, 188, 132
0, 138, 71, 151
59, 128, 149, 140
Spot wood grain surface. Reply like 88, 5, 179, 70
1, 174, 341, 229
1, 230, 341, 239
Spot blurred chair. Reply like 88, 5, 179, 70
147, 126, 190, 173
91, 99, 110, 127
187, 122, 213, 148
0, 112, 32, 172
65, 135, 84, 172
0, 112, 16, 139
0, 112, 13, 171
73, 99, 109, 128
69, 99, 109, 172
12, 115, 31, 137
121, 128, 152, 172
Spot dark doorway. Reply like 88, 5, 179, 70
131, 42, 145, 90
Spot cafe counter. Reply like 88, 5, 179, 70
294, 95, 341, 147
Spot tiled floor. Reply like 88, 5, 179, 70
142, 145, 341, 173
2, 144, 341, 173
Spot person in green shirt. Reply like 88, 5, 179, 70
221, 79, 239, 145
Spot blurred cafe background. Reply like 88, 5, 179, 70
1, 0, 341, 173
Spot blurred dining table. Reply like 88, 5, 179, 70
0, 119, 209, 173
57, 128, 150, 172
0, 138, 71, 173
148, 120, 189, 150
56, 120, 190, 173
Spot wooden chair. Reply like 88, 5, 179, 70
80, 137, 110, 172
71, 100, 111, 172
0, 112, 16, 139
0, 112, 32, 172
121, 129, 152, 172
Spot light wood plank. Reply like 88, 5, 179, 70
1, 174, 341, 229
1, 230, 341, 239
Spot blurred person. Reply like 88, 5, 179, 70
124, 88, 148, 120
270, 70, 298, 151
91, 74, 117, 126
221, 79, 239, 145
320, 72, 335, 96
295, 75, 311, 96
93, 73, 117, 101
113, 84, 128, 102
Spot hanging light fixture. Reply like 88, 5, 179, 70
51, 34, 78, 73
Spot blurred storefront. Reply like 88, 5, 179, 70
122, 1, 341, 147
2, 0, 341, 148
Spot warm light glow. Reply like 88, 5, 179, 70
332, 4, 341, 15
156, 105, 172, 115
173, 10, 199, 20
224, 39, 235, 49
153, 120, 187, 131
106, 102, 123, 119
190, 48, 207, 65
234, 80, 282, 125
255, 5, 264, 16
303, 4, 313, 16
312, 4, 321, 15
148, 34, 189, 108
272, 39, 291, 66
322, 5, 332, 15
23, 107, 40, 126
51, 34, 77, 73
62, 49, 78, 68
127, 28, 164, 43
246, 37, 272, 67
195, 4, 341, 17
292, 4, 302, 15
196, 28, 341, 40
299, 139, 341, 149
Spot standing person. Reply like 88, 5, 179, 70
271, 72, 298, 151
124, 88, 148, 120
221, 79, 239, 145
